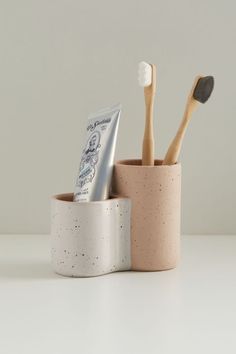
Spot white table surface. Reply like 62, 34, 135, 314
0, 234, 235, 354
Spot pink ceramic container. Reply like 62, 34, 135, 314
112, 159, 181, 271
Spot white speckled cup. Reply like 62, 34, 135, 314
112, 160, 181, 271
51, 193, 131, 277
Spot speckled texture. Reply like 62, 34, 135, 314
51, 193, 131, 277
112, 160, 181, 271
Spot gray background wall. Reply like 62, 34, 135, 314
0, 0, 235, 234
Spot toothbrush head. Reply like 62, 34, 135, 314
138, 61, 152, 87
193, 76, 214, 103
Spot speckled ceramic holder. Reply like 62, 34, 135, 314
51, 193, 131, 277
112, 159, 181, 271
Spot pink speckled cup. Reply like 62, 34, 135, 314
112, 159, 181, 271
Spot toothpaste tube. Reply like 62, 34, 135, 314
74, 104, 121, 202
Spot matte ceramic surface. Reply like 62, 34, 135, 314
112, 159, 181, 271
51, 193, 131, 277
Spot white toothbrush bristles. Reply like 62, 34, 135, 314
138, 61, 152, 87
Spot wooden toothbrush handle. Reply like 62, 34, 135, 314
142, 102, 154, 165
142, 65, 156, 166
163, 76, 201, 165
162, 126, 186, 165
163, 102, 196, 165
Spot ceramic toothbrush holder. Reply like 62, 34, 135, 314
112, 159, 181, 271
51, 193, 131, 277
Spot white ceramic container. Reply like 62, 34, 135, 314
51, 193, 131, 277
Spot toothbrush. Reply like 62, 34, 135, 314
163, 75, 214, 165
138, 61, 156, 166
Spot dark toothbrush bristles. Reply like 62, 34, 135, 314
193, 76, 214, 103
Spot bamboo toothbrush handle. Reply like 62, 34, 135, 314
142, 101, 154, 165
142, 65, 156, 166
163, 101, 197, 165
163, 76, 201, 165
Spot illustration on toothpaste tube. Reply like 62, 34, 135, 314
74, 104, 121, 202
77, 131, 101, 188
